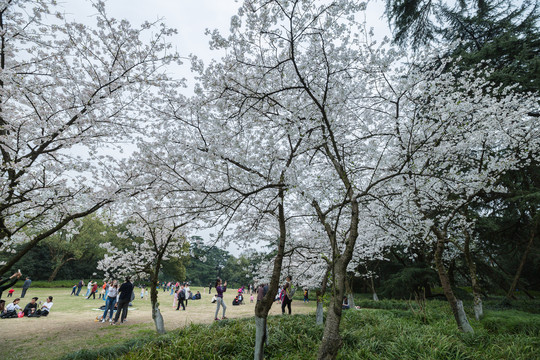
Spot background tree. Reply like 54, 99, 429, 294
98, 204, 189, 335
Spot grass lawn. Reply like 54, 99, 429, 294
0, 285, 316, 359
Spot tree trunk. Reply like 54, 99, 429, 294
433, 227, 473, 333
506, 216, 538, 300
150, 272, 166, 335
254, 315, 269, 359
48, 256, 75, 282
345, 275, 355, 308
316, 266, 331, 325
370, 275, 379, 301
317, 260, 346, 360
463, 230, 482, 320
254, 188, 287, 360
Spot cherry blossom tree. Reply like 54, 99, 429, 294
188, 1, 413, 358
0, 0, 180, 276
97, 201, 189, 334
382, 61, 540, 331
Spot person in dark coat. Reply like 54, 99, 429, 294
112, 277, 134, 325
20, 277, 31, 298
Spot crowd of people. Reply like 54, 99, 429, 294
1, 269, 309, 324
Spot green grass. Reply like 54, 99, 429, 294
60, 302, 540, 360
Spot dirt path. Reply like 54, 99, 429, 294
0, 287, 316, 359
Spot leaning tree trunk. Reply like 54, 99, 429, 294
317, 259, 346, 360
433, 227, 473, 333
48, 256, 75, 282
463, 230, 482, 320
254, 188, 287, 360
506, 216, 538, 301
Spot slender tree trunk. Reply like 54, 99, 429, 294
506, 216, 538, 300
317, 260, 346, 360
317, 266, 331, 325
369, 275, 379, 301
463, 230, 482, 320
433, 227, 473, 333
345, 274, 355, 309
48, 257, 75, 282
254, 188, 287, 360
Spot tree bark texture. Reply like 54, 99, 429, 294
433, 227, 473, 333
317, 260, 345, 360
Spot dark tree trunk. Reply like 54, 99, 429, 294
316, 198, 359, 360
506, 216, 538, 300
317, 259, 346, 360
48, 256, 75, 282
433, 227, 473, 333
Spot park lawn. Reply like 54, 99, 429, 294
0, 285, 316, 360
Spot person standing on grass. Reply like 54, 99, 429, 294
281, 275, 293, 315
99, 282, 107, 299
20, 276, 31, 298
76, 279, 84, 296
85, 281, 93, 297
184, 283, 190, 307
214, 278, 228, 321
87, 281, 98, 299
102, 281, 118, 322
176, 285, 186, 311
112, 277, 133, 325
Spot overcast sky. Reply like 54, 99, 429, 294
61, 0, 391, 256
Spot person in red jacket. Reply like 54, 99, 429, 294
87, 281, 99, 299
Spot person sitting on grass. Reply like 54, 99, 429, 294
37, 296, 53, 317
2, 298, 21, 318
23, 297, 39, 317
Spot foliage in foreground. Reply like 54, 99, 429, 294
62, 303, 540, 360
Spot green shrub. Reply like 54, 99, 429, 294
481, 310, 540, 335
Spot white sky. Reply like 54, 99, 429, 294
61, 0, 391, 256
